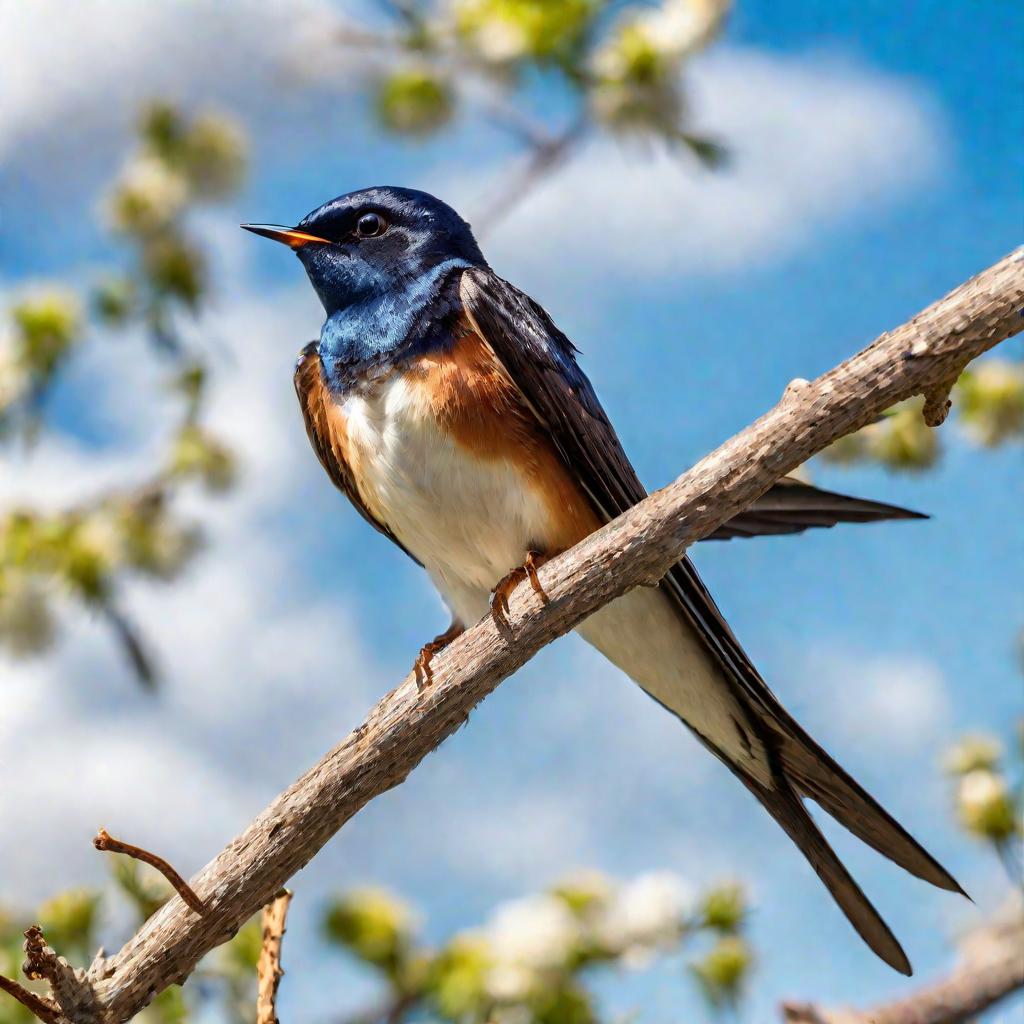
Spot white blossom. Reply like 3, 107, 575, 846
485, 893, 581, 970
945, 734, 1003, 775
106, 156, 188, 233
484, 960, 535, 1001
450, 1, 530, 63
958, 769, 1008, 813
636, 0, 730, 59
595, 871, 693, 954
78, 512, 125, 566
593, 0, 729, 81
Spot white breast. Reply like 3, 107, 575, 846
342, 372, 552, 625
339, 371, 768, 779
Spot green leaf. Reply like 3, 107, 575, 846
323, 888, 417, 978
375, 68, 455, 136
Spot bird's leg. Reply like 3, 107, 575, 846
414, 620, 465, 689
490, 550, 551, 629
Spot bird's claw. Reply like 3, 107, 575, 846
490, 550, 550, 629
413, 622, 464, 689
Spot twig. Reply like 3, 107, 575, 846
93, 828, 204, 915
473, 118, 589, 233
39, 247, 1018, 1022
256, 890, 293, 1024
0, 973, 62, 1024
96, 601, 158, 691
780, 906, 1024, 1024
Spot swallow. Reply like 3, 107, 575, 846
243, 187, 963, 974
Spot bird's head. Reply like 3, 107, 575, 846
242, 186, 485, 315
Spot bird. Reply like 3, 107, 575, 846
243, 186, 963, 975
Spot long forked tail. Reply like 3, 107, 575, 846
762, 707, 966, 896
726, 695, 969, 974
739, 771, 914, 975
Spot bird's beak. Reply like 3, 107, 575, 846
240, 224, 330, 249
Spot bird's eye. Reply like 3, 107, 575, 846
356, 212, 386, 238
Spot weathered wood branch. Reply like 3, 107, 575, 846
781, 905, 1024, 1024
10, 249, 1021, 1024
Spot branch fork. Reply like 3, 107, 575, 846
22, 926, 99, 1024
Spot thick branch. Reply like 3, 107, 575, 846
71, 248, 1024, 1020
781, 906, 1024, 1024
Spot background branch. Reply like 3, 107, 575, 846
22, 249, 1022, 1023
781, 905, 1024, 1024
256, 890, 292, 1024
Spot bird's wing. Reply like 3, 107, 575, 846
293, 342, 422, 566
457, 268, 778, 680
705, 477, 926, 541
460, 267, 960, 973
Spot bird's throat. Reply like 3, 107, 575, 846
318, 258, 471, 392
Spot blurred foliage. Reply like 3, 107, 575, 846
376, 66, 456, 134
2, 728, 1022, 1021
0, 291, 82, 442
339, 0, 731, 224
0, 103, 244, 686
946, 726, 1024, 887
103, 101, 246, 338
821, 355, 1023, 472
321, 872, 753, 1022
956, 359, 1024, 447
821, 398, 939, 473
0, 859, 260, 1024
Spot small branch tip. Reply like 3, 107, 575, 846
93, 828, 205, 915
921, 371, 961, 427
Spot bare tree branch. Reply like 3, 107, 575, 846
256, 890, 293, 1024
781, 905, 1024, 1024
25, 249, 1024, 1023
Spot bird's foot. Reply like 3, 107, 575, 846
414, 621, 464, 689
490, 550, 550, 630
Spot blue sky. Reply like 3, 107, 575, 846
1, 1, 1022, 1020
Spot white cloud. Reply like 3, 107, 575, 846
477, 49, 945, 281
796, 650, 953, 755
0, 0, 363, 164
